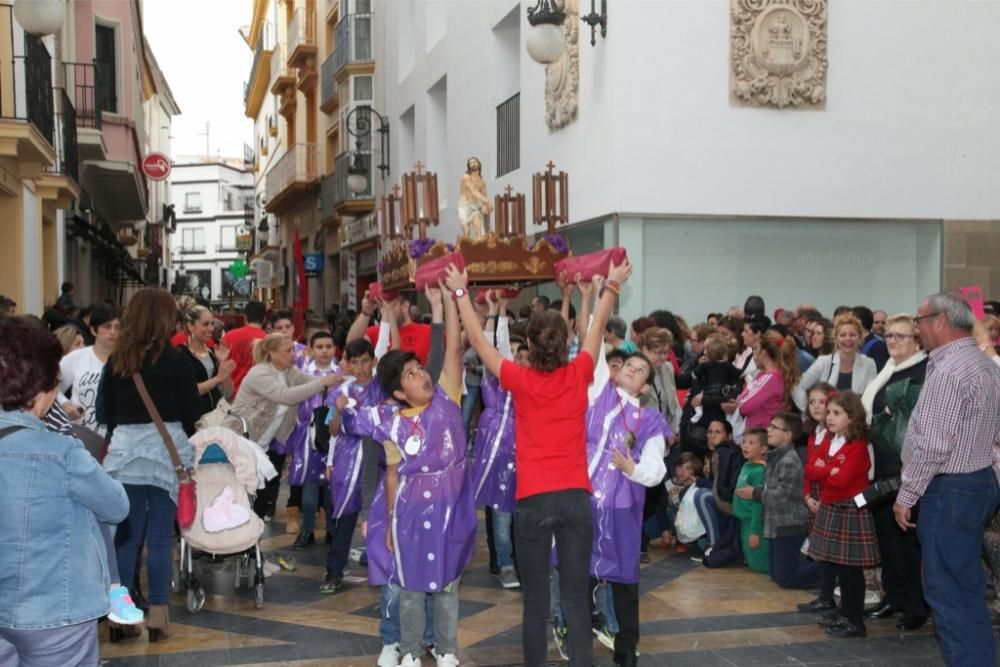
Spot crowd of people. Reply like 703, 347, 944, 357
2, 271, 1000, 667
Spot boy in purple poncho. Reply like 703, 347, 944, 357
341, 285, 475, 667
469, 290, 522, 589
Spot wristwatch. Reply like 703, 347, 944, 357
452, 287, 467, 300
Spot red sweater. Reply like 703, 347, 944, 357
802, 428, 831, 499
803, 436, 870, 504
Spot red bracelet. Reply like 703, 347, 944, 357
606, 279, 621, 292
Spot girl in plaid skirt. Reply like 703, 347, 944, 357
799, 383, 836, 610
804, 391, 879, 638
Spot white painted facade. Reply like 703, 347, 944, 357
169, 162, 254, 304
373, 0, 1000, 321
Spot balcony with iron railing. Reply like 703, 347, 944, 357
64, 61, 102, 129
50, 89, 79, 185
333, 150, 372, 213
0, 17, 56, 165
270, 42, 295, 95
320, 51, 339, 113
333, 11, 372, 76
243, 24, 273, 118
320, 172, 337, 223
288, 6, 318, 68
265, 143, 318, 215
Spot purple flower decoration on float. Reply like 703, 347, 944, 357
408, 238, 436, 259
528, 234, 569, 255
446, 243, 455, 252
376, 260, 384, 275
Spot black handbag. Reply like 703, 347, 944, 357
312, 389, 331, 454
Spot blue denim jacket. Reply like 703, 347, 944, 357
0, 409, 129, 630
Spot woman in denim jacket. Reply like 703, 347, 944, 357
0, 315, 129, 666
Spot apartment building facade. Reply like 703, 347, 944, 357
243, 0, 379, 313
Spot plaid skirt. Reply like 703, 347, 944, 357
808, 500, 880, 567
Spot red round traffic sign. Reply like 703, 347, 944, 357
141, 152, 171, 181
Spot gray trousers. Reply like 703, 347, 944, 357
0, 620, 98, 667
399, 579, 460, 660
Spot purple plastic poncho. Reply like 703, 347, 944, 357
326, 378, 384, 518
586, 382, 671, 584
286, 362, 340, 486
469, 376, 517, 513
345, 385, 477, 592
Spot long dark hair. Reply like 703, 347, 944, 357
111, 288, 176, 377
526, 310, 568, 373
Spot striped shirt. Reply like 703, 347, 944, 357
898, 337, 1000, 508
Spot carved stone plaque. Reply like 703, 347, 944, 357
545, 0, 579, 131
730, 0, 828, 109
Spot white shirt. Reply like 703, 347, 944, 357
59, 346, 107, 437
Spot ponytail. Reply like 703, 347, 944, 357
759, 330, 801, 406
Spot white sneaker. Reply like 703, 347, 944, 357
262, 559, 280, 577
864, 589, 881, 606
434, 652, 459, 667
399, 654, 422, 667
377, 643, 400, 667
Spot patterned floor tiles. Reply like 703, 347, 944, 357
99, 510, 958, 667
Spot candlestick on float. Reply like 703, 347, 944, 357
532, 160, 569, 235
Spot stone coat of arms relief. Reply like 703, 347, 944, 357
730, 0, 828, 109
545, 0, 580, 130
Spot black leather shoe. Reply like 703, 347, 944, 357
292, 531, 315, 549
818, 613, 845, 629
896, 613, 928, 631
866, 602, 902, 619
797, 597, 836, 613
825, 620, 866, 638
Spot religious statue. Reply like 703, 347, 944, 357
458, 157, 492, 240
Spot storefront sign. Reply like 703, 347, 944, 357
141, 152, 171, 181
303, 252, 325, 277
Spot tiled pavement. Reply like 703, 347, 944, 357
99, 510, 964, 667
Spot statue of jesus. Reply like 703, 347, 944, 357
458, 157, 492, 240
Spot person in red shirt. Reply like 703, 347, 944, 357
447, 259, 633, 667
224, 301, 267, 396
346, 290, 431, 365
802, 390, 880, 639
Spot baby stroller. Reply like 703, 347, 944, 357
174, 425, 267, 611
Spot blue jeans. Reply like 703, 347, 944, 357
301, 481, 332, 534
462, 385, 480, 442
493, 510, 515, 569
379, 583, 434, 646
0, 620, 98, 667
918, 468, 1000, 666
325, 511, 359, 578
115, 484, 176, 605
552, 573, 618, 634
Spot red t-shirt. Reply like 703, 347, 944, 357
224, 325, 266, 395
366, 322, 432, 365
499, 351, 594, 500
170, 331, 215, 349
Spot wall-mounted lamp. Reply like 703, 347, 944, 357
526, 0, 608, 64
581, 0, 607, 47
346, 105, 390, 195
526, 0, 566, 64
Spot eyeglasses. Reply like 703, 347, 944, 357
883, 333, 915, 341
913, 312, 941, 323
767, 423, 790, 431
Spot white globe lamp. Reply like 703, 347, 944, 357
13, 0, 64, 37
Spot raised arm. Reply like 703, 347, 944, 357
581, 259, 633, 367
441, 281, 463, 390
346, 290, 375, 344
576, 274, 593, 345
445, 265, 504, 378
424, 286, 446, 383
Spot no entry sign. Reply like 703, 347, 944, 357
141, 152, 171, 181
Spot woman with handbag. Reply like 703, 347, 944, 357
97, 288, 203, 642
227, 333, 344, 521
179, 305, 235, 415
859, 314, 928, 631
